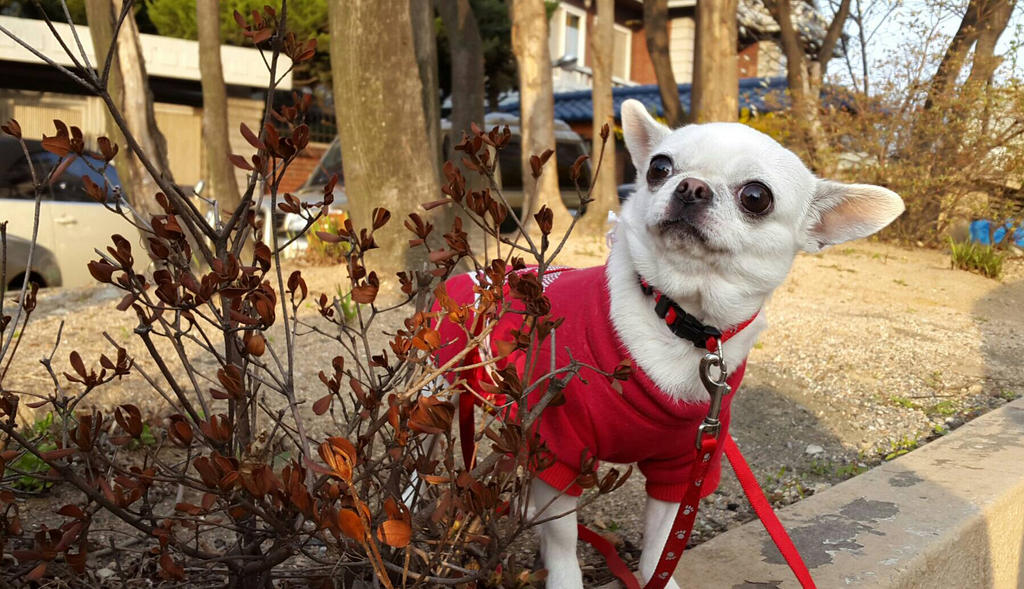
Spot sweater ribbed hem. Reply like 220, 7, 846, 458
536, 460, 584, 496
645, 467, 721, 503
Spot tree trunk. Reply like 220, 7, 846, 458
411, 0, 443, 172
768, 0, 808, 106
328, 0, 442, 280
438, 0, 485, 173
643, 0, 685, 127
924, 0, 983, 109
692, 0, 738, 122
964, 0, 1016, 89
509, 0, 570, 232
84, 0, 172, 221
196, 0, 242, 219
768, 0, 850, 168
580, 0, 616, 236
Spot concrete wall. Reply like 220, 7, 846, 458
672, 397, 1024, 588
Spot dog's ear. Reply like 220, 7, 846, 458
801, 180, 905, 252
621, 99, 670, 170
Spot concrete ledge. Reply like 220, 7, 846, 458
673, 397, 1024, 588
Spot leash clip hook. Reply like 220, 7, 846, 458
696, 339, 730, 449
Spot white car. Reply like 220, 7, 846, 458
0, 137, 138, 288
3, 234, 62, 290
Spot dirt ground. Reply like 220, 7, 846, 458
3, 235, 1023, 584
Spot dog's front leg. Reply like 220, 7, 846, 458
528, 478, 583, 589
639, 496, 683, 589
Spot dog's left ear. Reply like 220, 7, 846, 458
621, 99, 670, 170
801, 180, 905, 252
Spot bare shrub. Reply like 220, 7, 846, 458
0, 3, 618, 587
744, 54, 1024, 246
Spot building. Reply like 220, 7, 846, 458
0, 14, 292, 191
546, 0, 829, 92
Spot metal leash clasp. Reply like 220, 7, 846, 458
696, 338, 730, 449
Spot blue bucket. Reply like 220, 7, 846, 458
969, 219, 1024, 247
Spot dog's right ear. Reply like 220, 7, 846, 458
801, 180, 905, 252
621, 99, 670, 170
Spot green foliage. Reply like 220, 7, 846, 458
144, 0, 330, 85
306, 213, 351, 264
926, 400, 958, 417
888, 394, 919, 410
833, 462, 869, 480
146, 0, 323, 44
136, 423, 157, 448
949, 238, 1004, 279
332, 287, 359, 324
883, 435, 919, 461
803, 458, 868, 480
0, 0, 87, 24
10, 413, 57, 493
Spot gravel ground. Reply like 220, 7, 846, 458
3, 237, 1023, 584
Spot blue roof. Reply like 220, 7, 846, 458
498, 77, 789, 123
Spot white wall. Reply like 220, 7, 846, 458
0, 15, 291, 89
669, 17, 695, 84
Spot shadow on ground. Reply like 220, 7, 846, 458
974, 272, 1024, 586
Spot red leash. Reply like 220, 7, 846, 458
586, 434, 815, 589
724, 435, 816, 588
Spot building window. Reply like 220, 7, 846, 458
565, 12, 582, 59
612, 24, 631, 81
550, 4, 587, 65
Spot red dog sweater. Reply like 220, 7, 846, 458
433, 265, 746, 502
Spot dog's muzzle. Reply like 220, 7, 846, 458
660, 177, 716, 244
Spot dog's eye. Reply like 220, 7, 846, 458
646, 155, 673, 184
738, 182, 773, 215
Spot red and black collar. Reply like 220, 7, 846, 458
638, 275, 758, 352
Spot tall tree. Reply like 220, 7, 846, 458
692, 0, 738, 122
411, 0, 443, 172
509, 0, 570, 231
643, 0, 685, 127
768, 0, 850, 161
84, 0, 173, 220
964, 0, 1015, 89
439, 0, 486, 193
439, 0, 485, 152
196, 0, 241, 218
580, 0, 616, 235
919, 0, 1015, 145
925, 0, 1016, 107
925, 0, 985, 108
328, 0, 441, 279
437, 0, 518, 112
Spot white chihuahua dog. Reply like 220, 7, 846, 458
432, 98, 904, 588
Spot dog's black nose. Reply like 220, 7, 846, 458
674, 178, 712, 204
